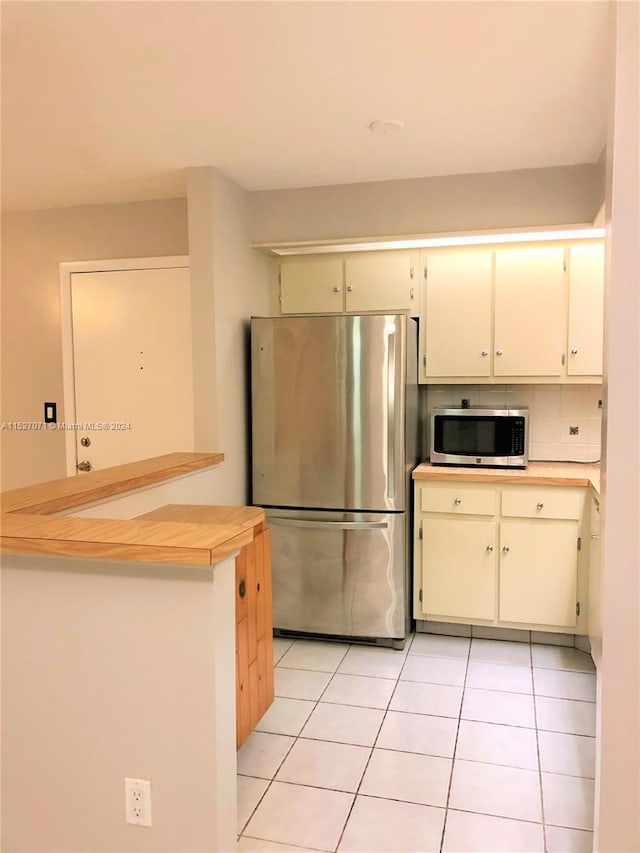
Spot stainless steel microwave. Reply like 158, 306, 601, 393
430, 407, 529, 468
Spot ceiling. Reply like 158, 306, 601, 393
1, 1, 611, 212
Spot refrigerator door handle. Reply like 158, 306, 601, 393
386, 325, 396, 500
269, 517, 389, 531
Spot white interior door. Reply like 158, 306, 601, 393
70, 266, 194, 472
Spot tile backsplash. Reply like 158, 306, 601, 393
425, 385, 602, 463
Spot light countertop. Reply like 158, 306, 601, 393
0, 452, 266, 565
413, 461, 600, 495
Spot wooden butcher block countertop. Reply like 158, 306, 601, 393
0, 452, 266, 566
413, 461, 601, 495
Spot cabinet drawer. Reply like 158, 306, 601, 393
501, 487, 585, 520
420, 486, 497, 516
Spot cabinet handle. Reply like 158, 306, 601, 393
536, 502, 544, 511
481, 349, 489, 357
591, 533, 600, 540
238, 580, 246, 598
333, 286, 341, 293
347, 285, 353, 292
496, 349, 504, 357
502, 545, 510, 554
486, 545, 494, 553
571, 348, 578, 355
454, 497, 462, 506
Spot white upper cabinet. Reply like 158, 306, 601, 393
277, 240, 604, 384
420, 241, 604, 384
567, 243, 605, 376
494, 247, 565, 377
279, 251, 417, 315
279, 258, 344, 314
344, 251, 416, 312
423, 249, 493, 378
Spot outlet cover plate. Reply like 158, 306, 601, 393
125, 777, 152, 827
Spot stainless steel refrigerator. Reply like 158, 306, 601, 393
251, 314, 419, 648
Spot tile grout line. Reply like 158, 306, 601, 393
238, 637, 352, 842
531, 641, 549, 853
331, 632, 414, 852
241, 636, 596, 848
438, 635, 472, 853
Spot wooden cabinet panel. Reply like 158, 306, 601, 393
420, 517, 497, 621
236, 619, 251, 748
236, 522, 274, 749
567, 244, 605, 376
494, 247, 565, 376
236, 543, 248, 624
499, 521, 578, 627
423, 250, 493, 378
246, 536, 258, 664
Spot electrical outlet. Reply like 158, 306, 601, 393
125, 777, 152, 827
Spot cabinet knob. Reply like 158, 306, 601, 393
454, 497, 462, 506
502, 545, 510, 554
347, 285, 353, 292
571, 348, 578, 355
536, 502, 544, 511
481, 349, 489, 357
496, 349, 504, 357
333, 286, 341, 293
486, 545, 494, 553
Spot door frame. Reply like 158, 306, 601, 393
59, 256, 189, 476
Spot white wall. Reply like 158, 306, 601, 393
597, 1, 640, 850
1, 551, 236, 852
187, 167, 270, 504
250, 163, 604, 245
1, 198, 189, 490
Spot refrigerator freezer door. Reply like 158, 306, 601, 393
266, 508, 406, 641
252, 314, 407, 511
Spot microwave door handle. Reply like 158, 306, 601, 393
269, 518, 389, 531
386, 327, 396, 500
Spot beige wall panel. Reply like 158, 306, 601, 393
1, 198, 188, 490
1, 553, 236, 852
250, 164, 604, 244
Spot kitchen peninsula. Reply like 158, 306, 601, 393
1, 452, 262, 853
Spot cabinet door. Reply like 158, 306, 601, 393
280, 259, 344, 313
344, 251, 415, 312
494, 247, 565, 376
423, 250, 493, 378
588, 498, 602, 665
499, 521, 578, 627
567, 244, 604, 376
420, 517, 497, 621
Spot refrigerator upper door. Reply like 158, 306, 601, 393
252, 314, 407, 511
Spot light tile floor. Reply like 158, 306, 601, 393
237, 634, 596, 853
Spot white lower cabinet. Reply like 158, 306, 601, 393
414, 481, 589, 633
498, 520, 579, 628
420, 517, 497, 621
